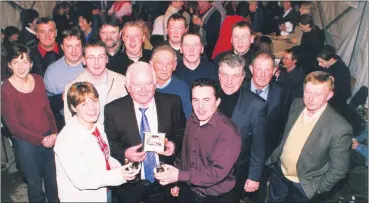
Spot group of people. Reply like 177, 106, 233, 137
1, 1, 362, 203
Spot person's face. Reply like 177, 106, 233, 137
122, 26, 144, 56
317, 57, 332, 68
180, 35, 203, 63
299, 6, 311, 15
62, 36, 82, 64
249, 2, 258, 13
64, 7, 70, 14
303, 82, 333, 112
126, 69, 156, 107
8, 53, 32, 79
99, 25, 121, 49
167, 20, 187, 44
219, 64, 245, 95
82, 47, 108, 76
299, 23, 311, 32
172, 1, 184, 10
192, 86, 220, 124
10, 33, 19, 42
57, 8, 65, 15
78, 16, 91, 32
197, 1, 210, 9
250, 57, 276, 89
151, 50, 177, 84
282, 1, 292, 10
72, 96, 100, 126
231, 27, 254, 55
36, 22, 57, 48
282, 52, 296, 69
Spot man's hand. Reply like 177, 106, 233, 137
192, 15, 203, 27
156, 139, 175, 156
171, 186, 180, 197
154, 164, 179, 185
244, 179, 260, 192
125, 144, 146, 162
92, 9, 101, 15
42, 133, 57, 148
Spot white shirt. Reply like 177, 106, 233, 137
283, 8, 292, 18
88, 72, 109, 125
132, 99, 160, 180
251, 80, 270, 101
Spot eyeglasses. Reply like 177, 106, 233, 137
85, 55, 107, 62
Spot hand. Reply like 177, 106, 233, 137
171, 186, 180, 197
192, 16, 203, 27
125, 144, 146, 162
352, 139, 359, 150
42, 133, 57, 148
290, 38, 298, 44
92, 9, 101, 15
244, 179, 260, 192
156, 139, 175, 156
154, 164, 179, 185
279, 24, 287, 31
117, 163, 139, 181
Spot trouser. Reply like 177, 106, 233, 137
112, 180, 165, 203
268, 163, 309, 202
13, 138, 59, 202
179, 184, 234, 203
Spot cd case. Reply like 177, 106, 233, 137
143, 132, 166, 152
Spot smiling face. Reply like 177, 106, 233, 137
8, 53, 33, 79
78, 16, 91, 33
231, 26, 254, 55
122, 26, 144, 57
62, 36, 82, 65
192, 86, 220, 125
36, 21, 57, 49
82, 46, 108, 77
72, 96, 100, 127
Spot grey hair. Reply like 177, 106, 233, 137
218, 54, 246, 76
125, 61, 157, 85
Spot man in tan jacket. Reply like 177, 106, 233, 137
63, 41, 127, 124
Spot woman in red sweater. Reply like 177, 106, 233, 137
1, 44, 59, 202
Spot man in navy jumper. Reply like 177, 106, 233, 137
151, 45, 192, 119
174, 33, 218, 87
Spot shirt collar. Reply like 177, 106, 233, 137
303, 103, 328, 123
250, 79, 269, 95
25, 27, 36, 35
191, 110, 220, 128
38, 43, 59, 58
157, 77, 172, 89
133, 97, 156, 111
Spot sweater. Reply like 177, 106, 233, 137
174, 59, 218, 87
156, 76, 192, 119
1, 74, 58, 145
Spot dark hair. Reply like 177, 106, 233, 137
78, 13, 93, 24
232, 21, 253, 35
100, 15, 123, 31
20, 9, 39, 28
253, 36, 273, 52
61, 28, 83, 45
4, 26, 19, 38
82, 40, 106, 57
181, 32, 204, 46
35, 17, 56, 32
7, 44, 32, 64
237, 2, 251, 18
299, 14, 314, 27
317, 45, 337, 61
191, 78, 222, 99
167, 13, 188, 28
285, 47, 299, 61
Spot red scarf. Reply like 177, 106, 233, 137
92, 128, 111, 170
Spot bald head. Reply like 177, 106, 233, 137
125, 62, 157, 107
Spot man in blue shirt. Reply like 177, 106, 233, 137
151, 45, 192, 119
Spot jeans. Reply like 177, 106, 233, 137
13, 138, 59, 202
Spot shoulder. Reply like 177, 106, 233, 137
215, 50, 232, 61
1, 80, 13, 95
32, 73, 44, 83
105, 94, 131, 110
44, 57, 64, 77
216, 112, 241, 137
326, 105, 352, 129
107, 70, 126, 81
171, 77, 189, 89
270, 80, 289, 95
156, 92, 181, 104
241, 87, 266, 106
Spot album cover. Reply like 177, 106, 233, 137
143, 132, 165, 152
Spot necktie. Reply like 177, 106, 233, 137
255, 89, 263, 95
139, 108, 156, 183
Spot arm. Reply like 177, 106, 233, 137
318, 127, 352, 193
55, 137, 126, 190
248, 104, 267, 181
178, 129, 241, 187
168, 96, 186, 156
104, 105, 130, 164
40, 80, 58, 134
1, 91, 44, 145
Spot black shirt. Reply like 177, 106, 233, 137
174, 59, 218, 87
106, 43, 125, 74
219, 89, 241, 118
111, 49, 152, 75
277, 66, 305, 99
